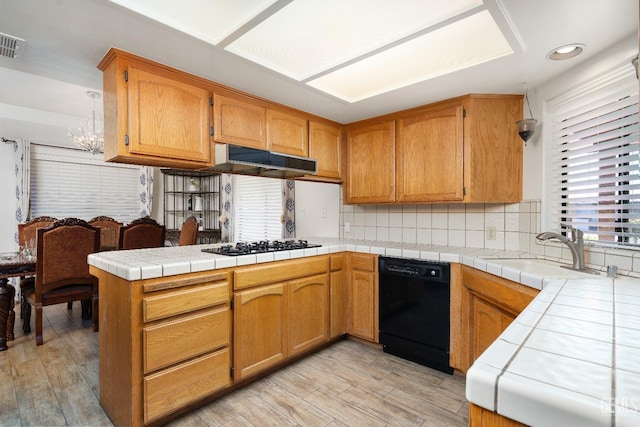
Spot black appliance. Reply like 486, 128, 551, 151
378, 256, 452, 375
202, 240, 321, 256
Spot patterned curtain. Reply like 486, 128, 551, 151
13, 139, 31, 245
220, 174, 233, 242
139, 166, 154, 217
282, 179, 295, 238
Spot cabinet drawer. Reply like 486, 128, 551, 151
330, 255, 344, 271
144, 307, 229, 373
234, 256, 329, 290
143, 281, 229, 322
144, 348, 230, 424
351, 253, 375, 272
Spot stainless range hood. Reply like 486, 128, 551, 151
203, 143, 317, 178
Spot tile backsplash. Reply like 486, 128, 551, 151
339, 194, 640, 277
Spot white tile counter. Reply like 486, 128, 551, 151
465, 275, 640, 426
88, 238, 640, 426
87, 238, 523, 281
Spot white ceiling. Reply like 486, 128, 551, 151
0, 0, 638, 126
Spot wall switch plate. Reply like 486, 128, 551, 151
321, 208, 327, 218
486, 226, 496, 240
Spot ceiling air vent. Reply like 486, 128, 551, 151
0, 32, 25, 59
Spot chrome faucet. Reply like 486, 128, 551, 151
536, 224, 585, 271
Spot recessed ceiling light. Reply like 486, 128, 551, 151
547, 44, 585, 60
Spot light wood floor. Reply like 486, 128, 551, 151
1, 303, 469, 426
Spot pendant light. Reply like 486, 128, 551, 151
516, 85, 537, 145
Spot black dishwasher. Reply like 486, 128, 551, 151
378, 257, 453, 374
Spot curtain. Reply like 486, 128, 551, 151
220, 174, 233, 242
139, 166, 154, 217
282, 179, 295, 238
13, 139, 31, 245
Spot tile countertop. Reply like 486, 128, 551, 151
88, 238, 640, 426
87, 238, 536, 282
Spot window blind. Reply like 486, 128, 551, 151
233, 175, 282, 242
547, 66, 640, 246
30, 145, 141, 223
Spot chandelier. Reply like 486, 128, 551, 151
69, 91, 104, 154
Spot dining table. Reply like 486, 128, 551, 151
0, 252, 35, 351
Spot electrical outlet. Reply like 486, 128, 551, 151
321, 208, 327, 218
486, 226, 496, 240
344, 222, 351, 233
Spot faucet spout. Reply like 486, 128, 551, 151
536, 226, 585, 270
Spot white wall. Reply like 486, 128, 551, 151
294, 181, 340, 238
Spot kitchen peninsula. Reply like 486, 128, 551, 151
88, 240, 640, 426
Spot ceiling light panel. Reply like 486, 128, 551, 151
108, 0, 278, 44
307, 10, 513, 103
225, 0, 483, 81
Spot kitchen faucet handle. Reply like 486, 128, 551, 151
560, 223, 583, 241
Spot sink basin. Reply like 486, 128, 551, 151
484, 258, 600, 278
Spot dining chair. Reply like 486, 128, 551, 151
178, 216, 199, 246
89, 216, 123, 251
17, 216, 58, 317
18, 216, 57, 250
118, 216, 166, 250
21, 218, 100, 346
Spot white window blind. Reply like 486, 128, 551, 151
547, 66, 640, 247
30, 145, 141, 223
233, 175, 282, 242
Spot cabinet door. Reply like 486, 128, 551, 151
267, 109, 308, 156
464, 96, 523, 203
461, 266, 538, 371
287, 273, 329, 356
470, 295, 514, 363
345, 121, 395, 204
396, 105, 464, 202
213, 94, 266, 149
348, 270, 376, 341
233, 283, 285, 380
309, 121, 342, 180
127, 65, 211, 163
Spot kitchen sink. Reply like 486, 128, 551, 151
483, 258, 601, 278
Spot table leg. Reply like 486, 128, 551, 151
0, 279, 16, 351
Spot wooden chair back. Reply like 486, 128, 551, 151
89, 216, 123, 251
178, 216, 199, 246
18, 216, 57, 248
22, 218, 100, 345
118, 216, 166, 250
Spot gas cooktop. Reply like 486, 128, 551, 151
202, 240, 321, 256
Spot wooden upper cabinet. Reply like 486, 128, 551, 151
396, 104, 464, 202
127, 66, 211, 163
464, 95, 523, 203
345, 121, 396, 204
98, 49, 213, 169
342, 94, 523, 204
308, 120, 342, 180
267, 109, 308, 156
213, 93, 267, 149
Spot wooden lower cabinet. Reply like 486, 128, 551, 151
460, 266, 538, 372
233, 256, 330, 381
347, 253, 378, 342
288, 273, 329, 356
329, 254, 347, 337
469, 403, 527, 427
233, 283, 286, 380
91, 267, 232, 427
